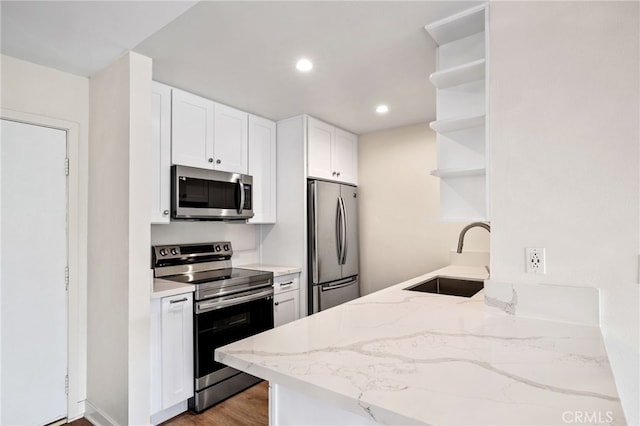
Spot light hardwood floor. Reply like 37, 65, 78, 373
162, 381, 269, 426
67, 381, 269, 426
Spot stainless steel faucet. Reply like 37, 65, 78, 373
457, 222, 490, 253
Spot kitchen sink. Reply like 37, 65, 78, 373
404, 277, 484, 298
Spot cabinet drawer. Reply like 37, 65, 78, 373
273, 274, 299, 295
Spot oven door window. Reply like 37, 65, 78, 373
194, 296, 273, 378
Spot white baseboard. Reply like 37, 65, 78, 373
84, 401, 118, 426
151, 401, 188, 425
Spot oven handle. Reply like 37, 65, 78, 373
196, 287, 273, 314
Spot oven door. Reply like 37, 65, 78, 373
193, 286, 274, 391
172, 165, 253, 220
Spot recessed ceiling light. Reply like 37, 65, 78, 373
296, 58, 313, 72
376, 104, 389, 114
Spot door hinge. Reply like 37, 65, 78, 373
65, 158, 69, 176
65, 374, 69, 395
65, 266, 69, 291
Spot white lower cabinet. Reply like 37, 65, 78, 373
151, 292, 194, 423
274, 274, 300, 327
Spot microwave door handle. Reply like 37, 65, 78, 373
237, 178, 244, 214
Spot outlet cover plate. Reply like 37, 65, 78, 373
526, 248, 546, 274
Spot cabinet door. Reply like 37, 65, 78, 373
274, 290, 300, 327
172, 88, 214, 169
151, 82, 172, 224
150, 298, 162, 415
248, 115, 276, 224
213, 103, 248, 174
334, 128, 358, 185
161, 293, 194, 409
307, 116, 335, 180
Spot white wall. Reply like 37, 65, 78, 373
489, 2, 639, 423
87, 52, 152, 426
0, 54, 89, 421
358, 123, 490, 295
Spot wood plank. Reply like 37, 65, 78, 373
162, 381, 269, 426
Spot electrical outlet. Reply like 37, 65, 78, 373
525, 248, 546, 274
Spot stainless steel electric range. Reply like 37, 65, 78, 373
152, 241, 274, 413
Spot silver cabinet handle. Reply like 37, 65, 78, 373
274, 301, 279, 306
163, 210, 169, 216
208, 158, 214, 163
216, 159, 222, 164
332, 171, 337, 176
279, 281, 294, 287
169, 297, 188, 304
337, 172, 341, 177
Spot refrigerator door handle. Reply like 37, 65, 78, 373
311, 182, 320, 284
339, 197, 348, 265
336, 197, 343, 264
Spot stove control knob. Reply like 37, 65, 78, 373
170, 248, 178, 255
223, 244, 230, 251
215, 245, 221, 252
159, 249, 168, 256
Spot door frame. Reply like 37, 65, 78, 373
0, 108, 85, 420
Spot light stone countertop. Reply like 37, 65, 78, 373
216, 265, 624, 425
236, 263, 302, 277
151, 278, 195, 299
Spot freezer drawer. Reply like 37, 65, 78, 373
312, 277, 359, 313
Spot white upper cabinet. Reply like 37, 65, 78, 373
333, 128, 358, 185
171, 88, 248, 174
213, 103, 248, 174
307, 116, 358, 185
151, 82, 172, 224
307, 117, 334, 181
248, 115, 277, 224
171, 88, 214, 170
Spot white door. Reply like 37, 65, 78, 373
213, 103, 248, 174
171, 88, 214, 169
307, 117, 334, 181
1, 119, 68, 425
333, 129, 358, 185
247, 115, 276, 224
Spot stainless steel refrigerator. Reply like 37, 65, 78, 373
308, 179, 360, 314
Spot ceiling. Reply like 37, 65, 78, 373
1, 1, 480, 135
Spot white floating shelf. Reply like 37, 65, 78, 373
430, 59, 485, 89
425, 4, 486, 46
429, 115, 485, 133
430, 168, 486, 178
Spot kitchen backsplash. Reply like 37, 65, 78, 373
151, 222, 260, 265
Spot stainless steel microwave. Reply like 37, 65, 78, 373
171, 165, 254, 221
